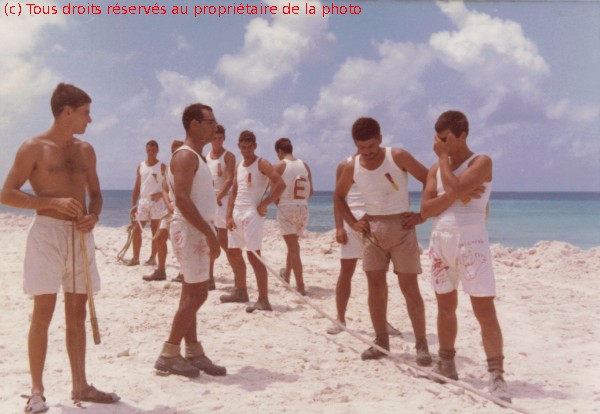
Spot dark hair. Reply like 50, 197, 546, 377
351, 117, 381, 141
216, 124, 225, 135
182, 103, 213, 132
171, 139, 184, 154
50, 83, 91, 118
274, 137, 293, 154
146, 140, 159, 149
238, 130, 256, 144
435, 110, 469, 138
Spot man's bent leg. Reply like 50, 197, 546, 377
247, 250, 268, 299
336, 259, 357, 324
155, 227, 168, 272
29, 294, 57, 396
327, 259, 357, 335
168, 282, 208, 345
130, 221, 146, 264
147, 219, 160, 263
283, 234, 304, 293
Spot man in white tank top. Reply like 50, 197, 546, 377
273, 137, 313, 296
420, 110, 511, 403
327, 154, 402, 337
206, 124, 236, 290
129, 140, 168, 277
219, 131, 285, 313
154, 103, 226, 378
334, 117, 432, 366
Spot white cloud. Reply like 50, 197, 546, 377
215, 0, 334, 96
172, 33, 191, 51
313, 40, 435, 127
430, 1, 549, 106
0, 9, 66, 129
546, 99, 600, 123
156, 70, 247, 122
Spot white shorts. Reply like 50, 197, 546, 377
170, 218, 213, 284
428, 225, 496, 297
158, 214, 172, 230
277, 204, 308, 236
136, 197, 167, 222
228, 207, 265, 251
24, 215, 100, 296
215, 194, 229, 229
340, 221, 363, 260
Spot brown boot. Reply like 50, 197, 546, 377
219, 289, 249, 303
361, 334, 390, 360
185, 342, 226, 376
154, 342, 199, 378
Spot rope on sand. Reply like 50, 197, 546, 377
245, 248, 532, 414
116, 207, 136, 262
116, 208, 171, 262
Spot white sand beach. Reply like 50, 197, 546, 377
0, 213, 598, 413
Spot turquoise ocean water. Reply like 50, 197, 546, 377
1, 191, 598, 249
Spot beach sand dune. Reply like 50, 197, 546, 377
0, 213, 598, 413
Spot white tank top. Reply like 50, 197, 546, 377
353, 147, 410, 215
206, 150, 231, 196
168, 146, 216, 223
345, 156, 366, 218
278, 158, 310, 206
432, 154, 492, 231
139, 161, 164, 199
234, 158, 269, 208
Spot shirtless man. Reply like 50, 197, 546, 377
219, 131, 285, 313
154, 104, 226, 378
273, 137, 313, 296
420, 110, 511, 402
333, 117, 432, 366
0, 83, 119, 412
206, 124, 236, 291
129, 140, 168, 277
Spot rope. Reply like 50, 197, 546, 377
116, 208, 171, 262
241, 243, 531, 413
116, 207, 136, 262
80, 230, 101, 345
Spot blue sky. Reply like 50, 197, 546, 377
1, 0, 599, 192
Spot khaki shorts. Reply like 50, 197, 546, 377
277, 204, 308, 236
170, 218, 212, 284
428, 225, 495, 297
24, 215, 100, 295
228, 207, 265, 251
362, 216, 422, 274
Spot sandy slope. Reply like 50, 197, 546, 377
0, 213, 598, 413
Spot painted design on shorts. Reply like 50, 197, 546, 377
192, 240, 208, 256
172, 230, 183, 247
458, 240, 487, 280
384, 172, 399, 191
428, 248, 449, 285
